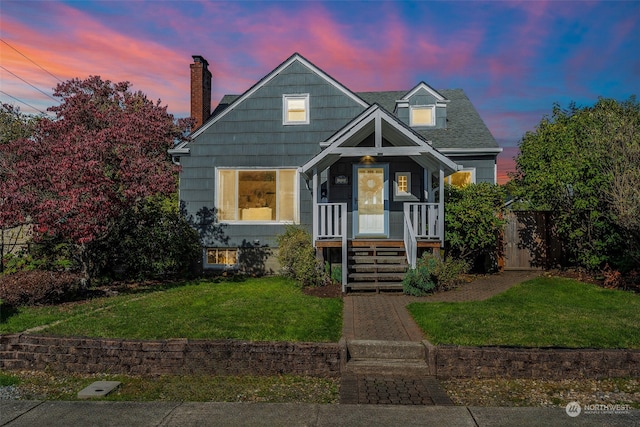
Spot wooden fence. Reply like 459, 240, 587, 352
499, 211, 564, 271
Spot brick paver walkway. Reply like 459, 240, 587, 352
342, 294, 424, 341
340, 375, 453, 405
341, 271, 541, 405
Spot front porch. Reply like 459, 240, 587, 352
314, 202, 442, 292
298, 104, 458, 292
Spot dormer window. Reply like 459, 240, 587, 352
283, 94, 309, 125
410, 105, 435, 127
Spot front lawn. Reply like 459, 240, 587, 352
0, 277, 343, 342
408, 276, 640, 348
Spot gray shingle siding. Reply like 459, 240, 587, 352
179, 59, 367, 247
177, 54, 501, 258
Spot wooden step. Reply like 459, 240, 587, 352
350, 264, 407, 273
346, 240, 408, 292
349, 272, 406, 281
347, 282, 404, 291
348, 255, 407, 264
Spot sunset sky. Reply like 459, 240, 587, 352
1, 1, 638, 183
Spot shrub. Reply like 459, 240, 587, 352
0, 270, 83, 307
445, 183, 506, 270
403, 252, 468, 296
90, 197, 202, 280
2, 252, 40, 274
277, 226, 328, 287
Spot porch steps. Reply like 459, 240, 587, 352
347, 242, 407, 292
343, 340, 430, 376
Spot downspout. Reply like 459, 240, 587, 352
312, 168, 318, 244
439, 167, 445, 248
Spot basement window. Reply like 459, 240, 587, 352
205, 248, 238, 269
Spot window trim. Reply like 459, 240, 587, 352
216, 167, 299, 224
283, 94, 310, 125
409, 105, 435, 127
393, 171, 413, 200
204, 247, 238, 269
445, 168, 476, 187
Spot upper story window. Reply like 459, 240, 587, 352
410, 105, 435, 127
283, 94, 309, 125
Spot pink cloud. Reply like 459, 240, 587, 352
1, 3, 190, 115
497, 146, 520, 184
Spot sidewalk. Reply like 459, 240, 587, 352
3, 400, 638, 426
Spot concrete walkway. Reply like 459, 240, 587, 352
3, 400, 638, 426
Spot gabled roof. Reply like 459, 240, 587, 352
300, 104, 459, 179
169, 54, 501, 157
170, 53, 368, 156
192, 53, 367, 140
358, 89, 500, 152
400, 82, 449, 103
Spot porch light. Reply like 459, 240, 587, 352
361, 155, 375, 164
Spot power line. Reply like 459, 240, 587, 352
0, 90, 49, 115
1, 39, 64, 83
0, 65, 59, 103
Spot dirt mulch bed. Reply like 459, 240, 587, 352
302, 282, 342, 298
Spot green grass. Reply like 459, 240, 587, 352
0, 277, 342, 342
0, 370, 339, 403
408, 277, 640, 348
0, 372, 21, 387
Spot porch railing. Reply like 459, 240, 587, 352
403, 203, 440, 268
315, 203, 348, 291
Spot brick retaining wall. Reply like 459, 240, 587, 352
426, 342, 640, 379
0, 334, 341, 377
1, 335, 638, 379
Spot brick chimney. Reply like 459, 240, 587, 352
190, 55, 212, 129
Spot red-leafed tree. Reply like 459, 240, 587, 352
0, 76, 192, 281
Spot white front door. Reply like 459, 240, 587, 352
353, 164, 388, 237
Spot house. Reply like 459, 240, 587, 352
169, 53, 502, 291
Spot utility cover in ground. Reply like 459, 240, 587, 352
77, 381, 121, 399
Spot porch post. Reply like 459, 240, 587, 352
439, 167, 445, 247
312, 168, 318, 244
424, 168, 431, 202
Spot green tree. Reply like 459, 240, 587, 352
445, 182, 506, 269
0, 104, 42, 270
512, 97, 640, 271
0, 103, 40, 145
90, 196, 202, 280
